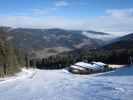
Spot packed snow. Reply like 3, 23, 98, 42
0, 66, 133, 100
0, 68, 36, 84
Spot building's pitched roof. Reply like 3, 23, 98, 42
92, 62, 107, 66
73, 62, 104, 70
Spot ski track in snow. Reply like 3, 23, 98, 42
0, 67, 133, 100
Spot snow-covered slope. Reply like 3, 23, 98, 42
0, 66, 133, 100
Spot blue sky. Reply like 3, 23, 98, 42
0, 0, 133, 35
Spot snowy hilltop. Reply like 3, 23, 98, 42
0, 66, 133, 100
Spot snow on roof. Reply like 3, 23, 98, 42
74, 62, 103, 70
70, 65, 86, 70
92, 62, 106, 66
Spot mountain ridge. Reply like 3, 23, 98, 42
102, 33, 133, 50
0, 26, 114, 58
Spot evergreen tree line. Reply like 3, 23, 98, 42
33, 55, 75, 69
33, 49, 133, 69
0, 28, 26, 77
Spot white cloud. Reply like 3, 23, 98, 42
0, 15, 83, 29
55, 1, 68, 7
1, 8, 133, 36
106, 8, 133, 18
81, 8, 133, 35
31, 9, 47, 15
17, 8, 58, 16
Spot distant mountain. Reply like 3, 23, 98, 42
1, 27, 112, 58
103, 33, 133, 50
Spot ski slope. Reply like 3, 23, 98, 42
0, 66, 133, 100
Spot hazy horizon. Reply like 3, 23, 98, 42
0, 0, 133, 35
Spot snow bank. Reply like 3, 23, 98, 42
0, 68, 36, 84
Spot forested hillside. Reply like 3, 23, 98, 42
0, 28, 25, 77
102, 33, 133, 50
6, 28, 111, 58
